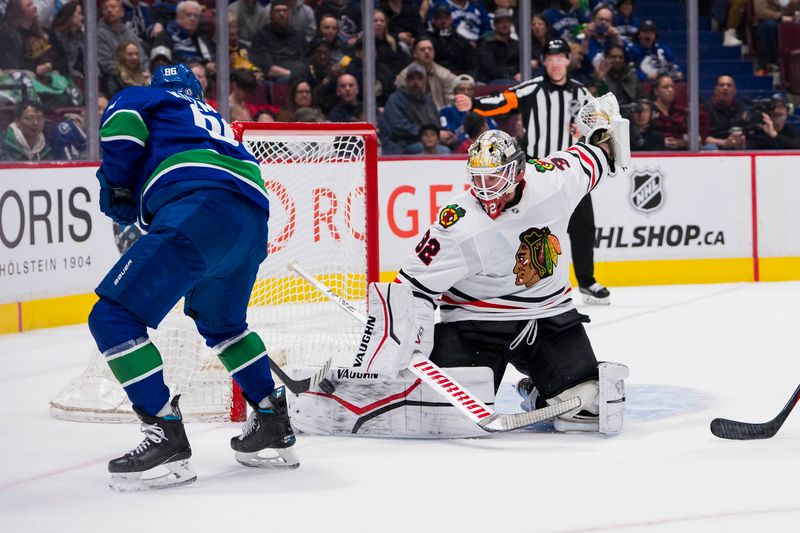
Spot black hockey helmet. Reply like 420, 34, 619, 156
541, 39, 571, 60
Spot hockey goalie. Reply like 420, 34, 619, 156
290, 94, 630, 438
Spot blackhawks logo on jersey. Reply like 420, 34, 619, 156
439, 204, 466, 228
513, 226, 562, 287
530, 158, 555, 173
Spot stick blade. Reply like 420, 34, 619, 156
479, 396, 580, 432
710, 417, 778, 440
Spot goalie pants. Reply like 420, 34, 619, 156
88, 189, 274, 415
429, 309, 599, 400
568, 194, 597, 288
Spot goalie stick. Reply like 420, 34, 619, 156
287, 261, 579, 432
269, 357, 332, 395
710, 383, 800, 440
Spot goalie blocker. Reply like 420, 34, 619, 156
291, 283, 628, 437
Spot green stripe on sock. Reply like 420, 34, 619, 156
107, 342, 163, 386
218, 332, 267, 373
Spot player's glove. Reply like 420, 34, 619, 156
97, 168, 137, 225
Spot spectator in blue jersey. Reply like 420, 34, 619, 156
613, 0, 639, 43
378, 62, 441, 154
153, 1, 215, 73
430, 0, 492, 44
544, 0, 589, 42
581, 4, 624, 75
90, 65, 300, 490
624, 19, 683, 81
50, 94, 107, 160
439, 74, 497, 149
1, 100, 52, 161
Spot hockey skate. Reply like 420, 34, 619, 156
514, 377, 541, 412
108, 395, 196, 492
579, 283, 610, 305
231, 386, 299, 469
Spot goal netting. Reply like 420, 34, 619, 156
49, 123, 379, 423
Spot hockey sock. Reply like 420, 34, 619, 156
104, 338, 170, 417
258, 397, 274, 410
216, 331, 275, 404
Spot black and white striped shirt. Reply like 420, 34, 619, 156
471, 76, 591, 158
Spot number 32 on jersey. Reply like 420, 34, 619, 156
415, 230, 440, 265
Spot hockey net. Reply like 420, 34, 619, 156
49, 123, 379, 423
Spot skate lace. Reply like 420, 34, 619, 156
240, 412, 259, 439
131, 423, 167, 455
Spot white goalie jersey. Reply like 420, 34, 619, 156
397, 141, 611, 324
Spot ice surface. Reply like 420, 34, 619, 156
2, 282, 799, 532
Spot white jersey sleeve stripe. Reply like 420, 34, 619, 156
397, 269, 439, 296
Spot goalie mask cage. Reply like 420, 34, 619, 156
49, 122, 380, 423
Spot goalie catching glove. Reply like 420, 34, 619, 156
576, 93, 631, 176
351, 282, 434, 377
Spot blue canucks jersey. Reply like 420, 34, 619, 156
99, 86, 267, 229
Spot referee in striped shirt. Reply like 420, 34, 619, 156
455, 39, 611, 305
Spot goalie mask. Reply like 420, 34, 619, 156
467, 130, 526, 219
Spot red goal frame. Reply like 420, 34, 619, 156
229, 121, 381, 421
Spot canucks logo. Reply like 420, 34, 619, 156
513, 227, 562, 287
439, 204, 466, 228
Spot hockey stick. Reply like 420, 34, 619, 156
287, 261, 579, 432
269, 357, 332, 395
710, 383, 800, 440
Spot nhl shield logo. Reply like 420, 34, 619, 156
629, 168, 665, 214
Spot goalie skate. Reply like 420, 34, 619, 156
231, 386, 299, 469
108, 395, 196, 492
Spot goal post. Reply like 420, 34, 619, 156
49, 122, 380, 423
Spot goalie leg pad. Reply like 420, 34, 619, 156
353, 282, 430, 377
551, 380, 600, 433
598, 361, 628, 435
286, 366, 494, 438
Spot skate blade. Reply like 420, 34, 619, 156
235, 447, 299, 469
109, 459, 197, 492
582, 295, 610, 305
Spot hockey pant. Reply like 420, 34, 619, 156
88, 189, 274, 416
429, 309, 599, 401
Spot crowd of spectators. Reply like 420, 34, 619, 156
0, 0, 798, 161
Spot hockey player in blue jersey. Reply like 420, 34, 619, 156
88, 64, 297, 491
